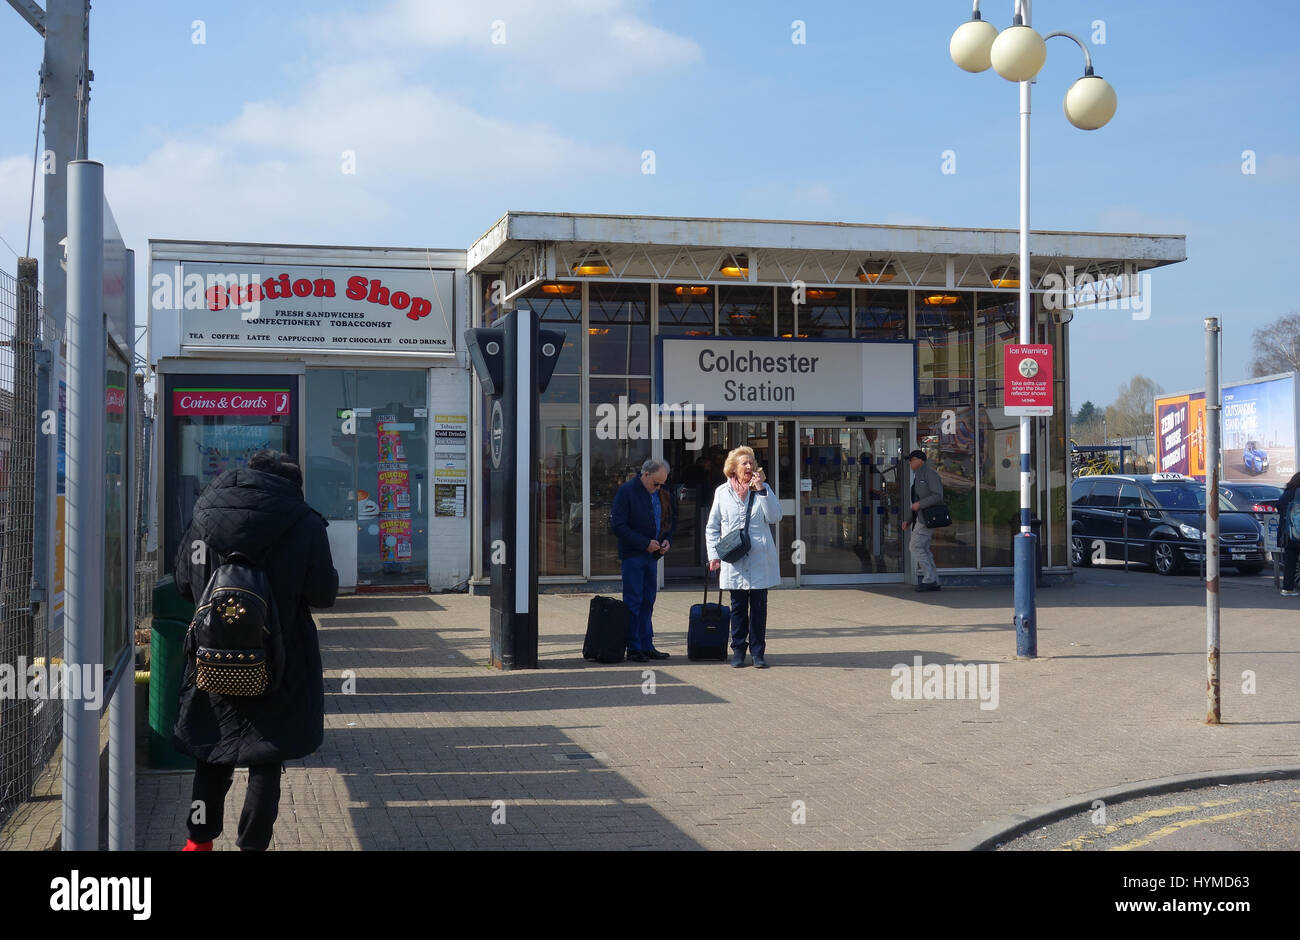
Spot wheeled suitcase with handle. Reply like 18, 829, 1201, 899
687, 572, 730, 661
584, 596, 629, 663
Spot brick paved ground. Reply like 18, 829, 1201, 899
130, 569, 1300, 850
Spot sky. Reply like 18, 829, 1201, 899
1, 0, 1297, 412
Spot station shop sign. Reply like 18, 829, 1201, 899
657, 336, 917, 415
169, 262, 455, 355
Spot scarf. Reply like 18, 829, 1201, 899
729, 474, 749, 502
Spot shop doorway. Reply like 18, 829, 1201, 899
798, 425, 905, 581
305, 369, 429, 591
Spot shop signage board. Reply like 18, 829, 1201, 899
173, 262, 455, 355
433, 414, 468, 517
657, 337, 916, 415
1003, 345, 1054, 416
172, 387, 292, 416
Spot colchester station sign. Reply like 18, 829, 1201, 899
160, 262, 455, 355
658, 336, 917, 416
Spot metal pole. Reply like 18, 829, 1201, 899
108, 246, 135, 851
34, 0, 90, 723
62, 159, 104, 851
1013, 2, 1037, 659
1204, 317, 1221, 724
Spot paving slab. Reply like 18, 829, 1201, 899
125, 570, 1300, 850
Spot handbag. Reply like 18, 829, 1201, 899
920, 503, 952, 528
716, 490, 754, 563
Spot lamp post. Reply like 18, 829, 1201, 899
950, 0, 1116, 658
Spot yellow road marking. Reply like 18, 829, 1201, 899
1109, 809, 1267, 851
1054, 799, 1241, 851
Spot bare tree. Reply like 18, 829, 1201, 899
1250, 311, 1300, 377
1104, 375, 1163, 440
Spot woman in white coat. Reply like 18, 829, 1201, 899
706, 446, 782, 668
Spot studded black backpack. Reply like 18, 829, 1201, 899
186, 550, 283, 697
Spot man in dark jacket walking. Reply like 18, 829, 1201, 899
173, 450, 337, 850
611, 459, 675, 661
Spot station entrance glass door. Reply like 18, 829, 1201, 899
664, 419, 795, 579
798, 425, 905, 580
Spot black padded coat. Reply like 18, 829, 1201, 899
172, 468, 338, 765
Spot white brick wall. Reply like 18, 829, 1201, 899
426, 365, 472, 590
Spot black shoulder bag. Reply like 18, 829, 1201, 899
913, 478, 952, 529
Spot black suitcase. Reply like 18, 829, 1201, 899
584, 596, 628, 664
687, 574, 730, 661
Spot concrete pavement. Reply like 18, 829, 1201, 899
130, 569, 1300, 850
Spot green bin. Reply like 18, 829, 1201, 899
148, 575, 195, 769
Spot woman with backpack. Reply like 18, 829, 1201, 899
1278, 472, 1300, 597
172, 450, 338, 850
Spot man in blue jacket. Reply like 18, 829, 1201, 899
611, 459, 675, 662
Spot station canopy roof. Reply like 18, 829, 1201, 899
468, 211, 1186, 304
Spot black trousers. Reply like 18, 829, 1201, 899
730, 589, 768, 656
1284, 544, 1300, 592
188, 760, 283, 850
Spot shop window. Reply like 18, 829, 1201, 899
589, 378, 653, 576
1046, 382, 1068, 567
917, 380, 977, 568
719, 286, 774, 338
589, 282, 650, 375
521, 286, 582, 376
539, 373, 582, 577
659, 287, 713, 337
916, 291, 974, 379
854, 289, 907, 340
779, 287, 849, 339
304, 369, 430, 589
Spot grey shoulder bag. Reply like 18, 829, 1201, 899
716, 491, 754, 563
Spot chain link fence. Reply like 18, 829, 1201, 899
0, 264, 45, 833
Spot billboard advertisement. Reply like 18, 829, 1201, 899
1154, 391, 1207, 479
1221, 374, 1296, 484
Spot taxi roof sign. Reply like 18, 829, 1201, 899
1150, 472, 1193, 481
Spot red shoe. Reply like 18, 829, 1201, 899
182, 839, 213, 851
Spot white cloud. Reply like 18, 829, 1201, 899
103, 56, 628, 246
310, 0, 703, 88
0, 0, 700, 332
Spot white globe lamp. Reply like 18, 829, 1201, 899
990, 24, 1046, 82
950, 18, 998, 72
1063, 74, 1117, 130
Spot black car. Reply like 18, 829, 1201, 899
1220, 482, 1282, 524
1071, 473, 1265, 575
